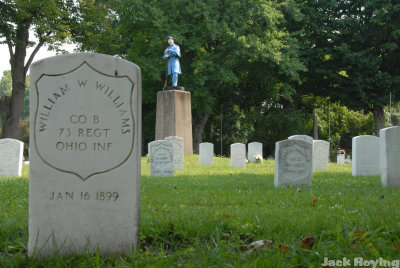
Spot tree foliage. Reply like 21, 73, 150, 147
0, 0, 115, 139
298, 0, 400, 135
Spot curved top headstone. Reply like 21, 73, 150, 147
288, 135, 313, 144
29, 53, 142, 257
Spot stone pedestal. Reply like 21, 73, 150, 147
155, 90, 193, 154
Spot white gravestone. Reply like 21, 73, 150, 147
231, 143, 246, 167
199, 142, 213, 164
28, 53, 142, 257
164, 136, 184, 170
352, 135, 380, 176
149, 140, 174, 176
274, 139, 313, 187
380, 126, 400, 187
313, 140, 329, 170
0, 138, 24, 177
248, 142, 263, 163
337, 154, 345, 164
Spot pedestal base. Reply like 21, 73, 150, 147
155, 90, 193, 154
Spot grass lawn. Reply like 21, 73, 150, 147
1, 155, 400, 267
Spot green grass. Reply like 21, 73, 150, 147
1, 156, 400, 267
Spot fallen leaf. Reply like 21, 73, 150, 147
353, 231, 364, 242
310, 199, 317, 206
301, 234, 315, 250
246, 240, 274, 254
278, 244, 289, 252
222, 214, 230, 219
247, 240, 274, 250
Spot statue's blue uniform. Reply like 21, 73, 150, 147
163, 44, 181, 86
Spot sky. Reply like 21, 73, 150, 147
0, 42, 77, 79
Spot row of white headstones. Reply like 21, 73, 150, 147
145, 126, 399, 187
0, 126, 398, 186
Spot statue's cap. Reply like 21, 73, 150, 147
167, 35, 173, 41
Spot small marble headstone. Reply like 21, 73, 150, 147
380, 126, 400, 187
274, 139, 313, 187
164, 136, 184, 170
28, 53, 141, 256
199, 142, 213, 164
149, 140, 174, 176
352, 135, 380, 176
337, 154, 345, 164
0, 138, 24, 177
248, 142, 263, 163
231, 143, 246, 167
313, 140, 329, 170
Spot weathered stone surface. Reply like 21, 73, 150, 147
199, 142, 213, 165
248, 142, 263, 163
28, 53, 141, 256
164, 136, 184, 170
274, 139, 313, 187
0, 138, 24, 177
313, 140, 329, 170
337, 154, 345, 164
288, 135, 313, 144
352, 135, 380, 176
231, 143, 246, 167
149, 140, 174, 176
155, 90, 193, 154
380, 126, 400, 187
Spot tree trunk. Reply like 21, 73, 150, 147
0, 25, 29, 139
372, 105, 385, 136
192, 113, 210, 154
313, 114, 318, 140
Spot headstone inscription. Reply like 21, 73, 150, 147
274, 139, 313, 187
199, 142, 213, 164
149, 140, 174, 176
28, 53, 142, 256
231, 143, 246, 167
380, 126, 400, 187
313, 140, 329, 170
0, 138, 24, 177
164, 136, 184, 170
352, 135, 380, 176
248, 142, 263, 163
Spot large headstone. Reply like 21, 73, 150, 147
149, 140, 174, 176
288, 135, 313, 145
380, 126, 400, 187
164, 136, 184, 170
155, 90, 193, 154
0, 138, 24, 177
248, 142, 263, 163
231, 143, 246, 167
28, 53, 141, 256
274, 139, 313, 187
313, 140, 329, 170
199, 142, 213, 165
352, 135, 380, 176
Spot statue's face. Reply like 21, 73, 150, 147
168, 38, 174, 45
